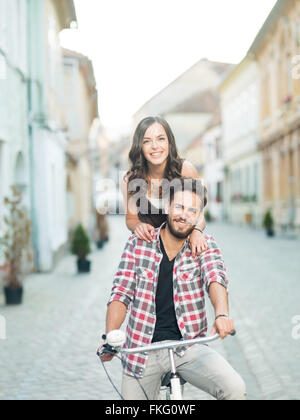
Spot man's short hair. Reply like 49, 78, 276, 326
168, 177, 208, 211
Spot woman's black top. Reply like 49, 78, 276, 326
136, 159, 185, 228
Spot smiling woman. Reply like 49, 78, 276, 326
124, 116, 185, 225
128, 116, 183, 185
121, 116, 209, 257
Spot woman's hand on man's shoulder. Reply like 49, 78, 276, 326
134, 223, 156, 243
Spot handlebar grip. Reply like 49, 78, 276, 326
107, 330, 126, 348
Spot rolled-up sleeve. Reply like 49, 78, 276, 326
199, 235, 228, 294
108, 235, 137, 308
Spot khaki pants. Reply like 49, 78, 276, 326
121, 342, 246, 400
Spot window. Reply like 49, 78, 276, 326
216, 182, 223, 203
215, 136, 222, 159
287, 54, 293, 97
0, 141, 5, 234
0, 54, 6, 80
48, 13, 59, 90
296, 20, 300, 47
262, 69, 271, 119
245, 166, 250, 198
253, 162, 259, 200
14, 0, 21, 64
264, 157, 273, 202
289, 149, 296, 199
279, 152, 288, 201
0, 0, 8, 51
298, 145, 300, 198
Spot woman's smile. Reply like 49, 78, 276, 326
150, 152, 163, 158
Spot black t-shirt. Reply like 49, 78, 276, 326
152, 235, 183, 343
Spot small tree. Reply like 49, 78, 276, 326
263, 209, 274, 231
263, 209, 275, 237
71, 224, 91, 260
0, 186, 34, 288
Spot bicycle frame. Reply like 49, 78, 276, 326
107, 332, 221, 400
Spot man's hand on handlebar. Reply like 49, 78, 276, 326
97, 344, 117, 362
210, 316, 235, 340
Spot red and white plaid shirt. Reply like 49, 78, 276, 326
108, 223, 229, 378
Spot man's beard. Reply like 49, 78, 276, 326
166, 215, 196, 239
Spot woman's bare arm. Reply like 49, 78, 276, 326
121, 176, 155, 242
121, 176, 140, 232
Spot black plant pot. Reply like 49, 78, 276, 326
77, 259, 91, 273
4, 286, 23, 305
97, 240, 104, 249
266, 228, 275, 237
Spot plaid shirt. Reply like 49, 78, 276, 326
108, 222, 228, 378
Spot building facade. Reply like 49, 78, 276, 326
219, 57, 262, 227
133, 59, 233, 153
0, 0, 30, 265
27, 0, 77, 271
63, 48, 98, 235
248, 0, 300, 234
182, 133, 204, 178
202, 114, 225, 221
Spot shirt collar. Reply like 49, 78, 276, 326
154, 222, 166, 253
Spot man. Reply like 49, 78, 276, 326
101, 178, 246, 400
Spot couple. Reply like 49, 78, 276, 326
100, 116, 246, 400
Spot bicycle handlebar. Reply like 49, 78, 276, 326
104, 329, 236, 356
122, 333, 220, 355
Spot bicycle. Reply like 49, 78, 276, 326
97, 329, 236, 400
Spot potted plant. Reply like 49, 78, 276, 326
71, 224, 92, 273
0, 186, 34, 305
204, 210, 212, 223
263, 209, 275, 237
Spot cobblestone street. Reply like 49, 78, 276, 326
0, 216, 299, 400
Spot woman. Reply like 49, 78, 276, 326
121, 116, 207, 256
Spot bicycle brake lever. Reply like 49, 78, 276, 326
99, 343, 118, 356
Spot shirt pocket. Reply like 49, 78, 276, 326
177, 270, 204, 305
136, 267, 155, 293
178, 263, 200, 280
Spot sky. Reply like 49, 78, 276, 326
60, 0, 278, 139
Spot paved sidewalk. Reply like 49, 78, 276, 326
0, 219, 126, 400
210, 222, 300, 400
0, 216, 299, 400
